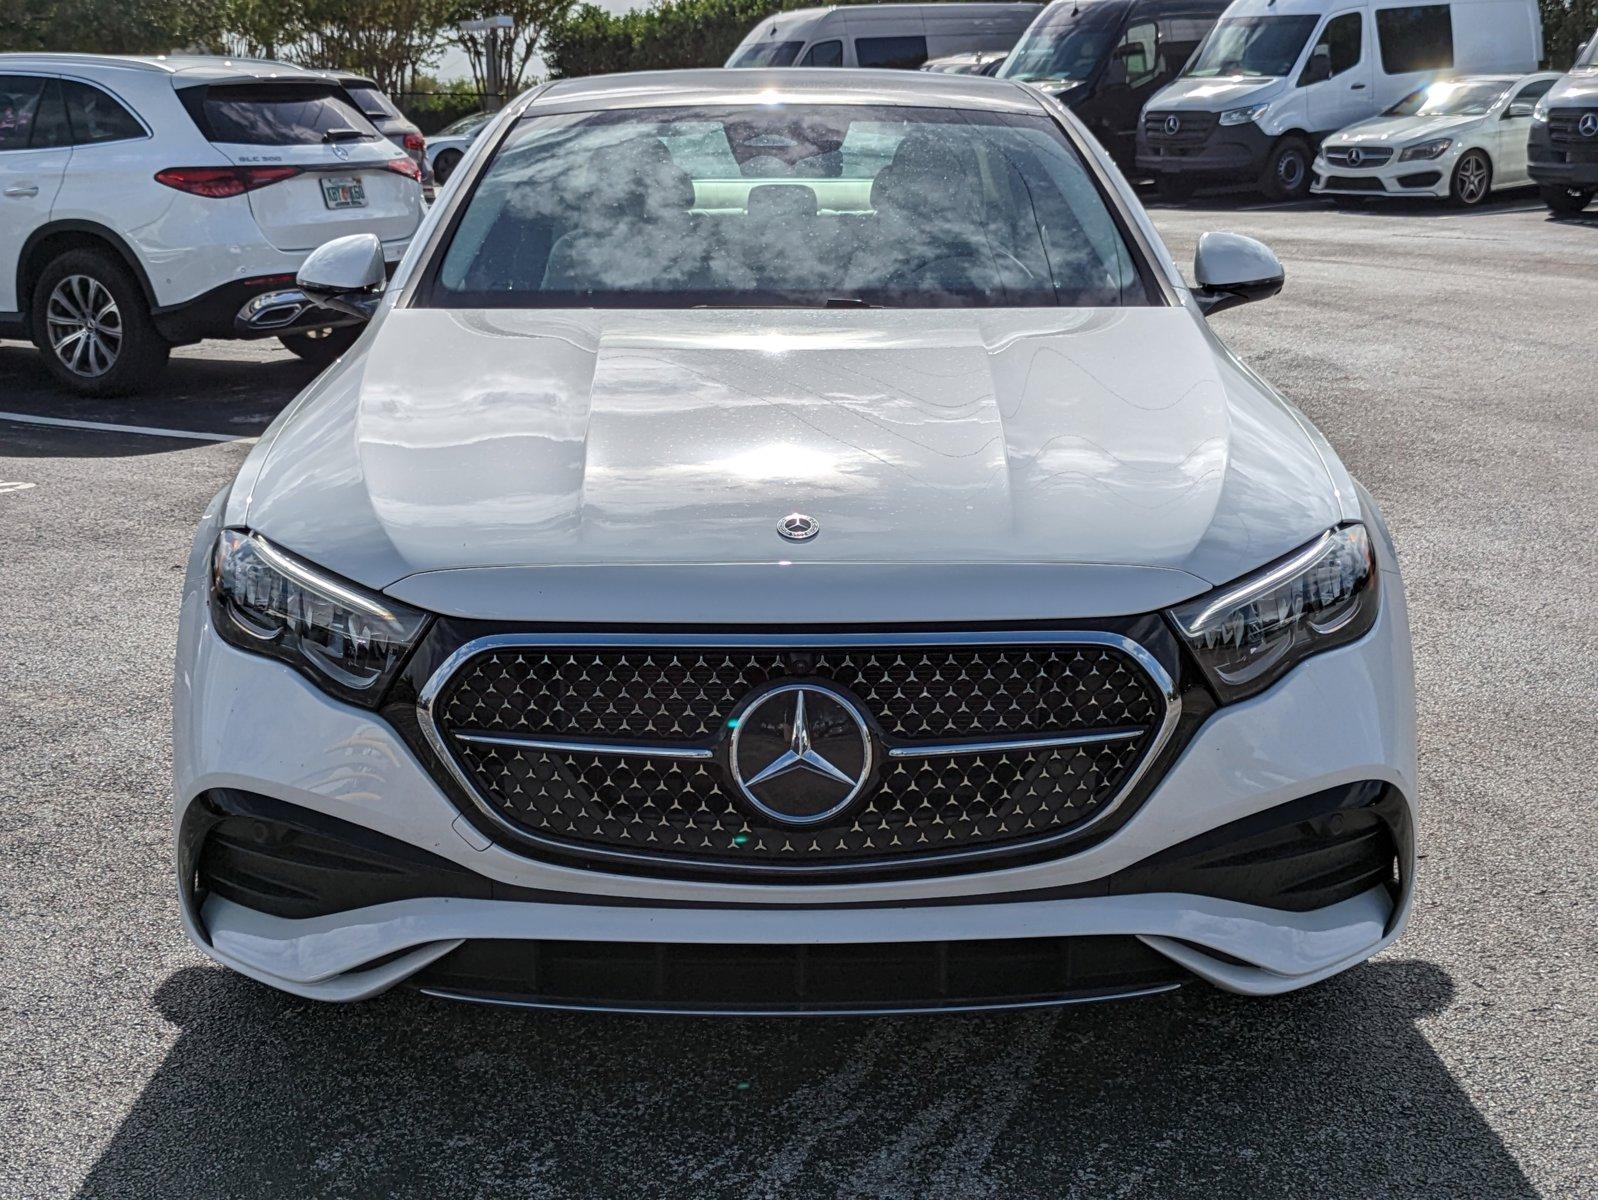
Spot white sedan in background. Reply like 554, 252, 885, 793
424, 109, 493, 183
1312, 74, 1562, 207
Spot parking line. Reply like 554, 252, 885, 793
0, 411, 255, 445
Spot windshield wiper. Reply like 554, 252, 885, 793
323, 127, 366, 143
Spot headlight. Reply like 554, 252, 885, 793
211, 530, 429, 705
1399, 138, 1453, 162
1532, 99, 1550, 123
1169, 525, 1378, 703
1219, 104, 1269, 127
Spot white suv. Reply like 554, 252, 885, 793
0, 54, 423, 395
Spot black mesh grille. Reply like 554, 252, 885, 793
1142, 110, 1220, 149
428, 638, 1169, 872
439, 645, 1160, 742
454, 737, 1146, 863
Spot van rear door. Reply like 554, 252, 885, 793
175, 81, 421, 252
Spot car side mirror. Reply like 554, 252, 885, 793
1193, 232, 1284, 315
1506, 100, 1535, 119
1301, 47, 1333, 86
297, 233, 386, 320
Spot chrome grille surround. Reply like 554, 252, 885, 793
1323, 146, 1394, 168
418, 632, 1181, 877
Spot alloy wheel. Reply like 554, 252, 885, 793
1455, 154, 1490, 205
46, 274, 122, 378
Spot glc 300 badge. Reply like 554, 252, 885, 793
777, 512, 819, 541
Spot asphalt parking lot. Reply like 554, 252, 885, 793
3, 194, 1595, 1199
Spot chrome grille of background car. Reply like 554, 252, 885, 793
422, 638, 1175, 872
1324, 147, 1394, 168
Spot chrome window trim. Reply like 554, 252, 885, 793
416, 630, 1182, 878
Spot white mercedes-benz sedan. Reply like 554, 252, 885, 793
174, 69, 1416, 1014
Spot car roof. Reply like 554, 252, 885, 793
530, 68, 1048, 115
0, 52, 335, 86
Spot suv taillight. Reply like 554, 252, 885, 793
384, 156, 422, 182
403, 131, 425, 154
155, 166, 302, 198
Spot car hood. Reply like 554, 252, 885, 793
1545, 70, 1598, 107
1146, 76, 1280, 112
1328, 113, 1480, 145
244, 307, 1346, 620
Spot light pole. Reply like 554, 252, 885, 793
459, 14, 514, 111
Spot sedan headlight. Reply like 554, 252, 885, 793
1399, 138, 1453, 162
1169, 525, 1378, 703
211, 530, 428, 705
1219, 104, 1269, 127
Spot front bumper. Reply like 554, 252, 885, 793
1528, 119, 1598, 189
1311, 150, 1451, 200
173, 511, 1417, 1010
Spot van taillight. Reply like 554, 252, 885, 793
384, 156, 422, 182
154, 166, 303, 198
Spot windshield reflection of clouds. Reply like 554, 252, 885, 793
434, 105, 1149, 310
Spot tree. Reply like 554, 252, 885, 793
1541, 0, 1598, 68
543, 0, 796, 78
449, 0, 574, 102
1, 0, 210, 53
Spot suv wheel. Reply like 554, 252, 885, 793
1450, 151, 1492, 207
1260, 137, 1312, 202
279, 325, 362, 368
30, 248, 170, 396
1540, 185, 1594, 215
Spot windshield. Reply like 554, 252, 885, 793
429, 104, 1151, 309
999, 2, 1122, 83
729, 39, 805, 67
439, 111, 491, 137
1385, 80, 1509, 118
1184, 16, 1317, 79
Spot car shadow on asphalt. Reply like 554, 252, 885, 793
69, 958, 1536, 1199
0, 343, 310, 457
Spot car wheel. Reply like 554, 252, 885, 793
1539, 184, 1594, 215
1260, 137, 1312, 202
1450, 151, 1492, 207
30, 248, 170, 396
433, 149, 463, 183
1153, 174, 1195, 203
279, 325, 362, 368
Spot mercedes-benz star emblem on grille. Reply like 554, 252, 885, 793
1164, 114, 1181, 135
1346, 147, 1364, 166
1580, 113, 1598, 139
729, 683, 873, 826
777, 512, 819, 541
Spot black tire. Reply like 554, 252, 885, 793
433, 149, 463, 183
1540, 184, 1594, 215
1450, 150, 1492, 208
29, 247, 170, 396
1153, 173, 1196, 203
279, 325, 362, 368
1259, 136, 1313, 202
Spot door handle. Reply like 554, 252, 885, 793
3, 184, 39, 198
1350, 83, 1367, 90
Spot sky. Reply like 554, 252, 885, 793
433, 0, 641, 84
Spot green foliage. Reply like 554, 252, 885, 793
1542, 0, 1598, 68
1, 0, 211, 52
543, 0, 813, 78
398, 75, 487, 132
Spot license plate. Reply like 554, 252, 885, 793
321, 176, 367, 210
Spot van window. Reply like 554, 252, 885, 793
729, 39, 806, 67
857, 36, 930, 69
1159, 17, 1213, 70
1184, 16, 1318, 79
0, 75, 45, 151
1374, 6, 1454, 74
801, 40, 844, 66
1302, 12, 1362, 82
62, 81, 145, 144
1114, 22, 1160, 87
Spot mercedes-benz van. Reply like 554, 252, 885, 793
1136, 0, 1543, 199
997, 0, 1230, 167
1527, 29, 1598, 214
727, 3, 1040, 69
